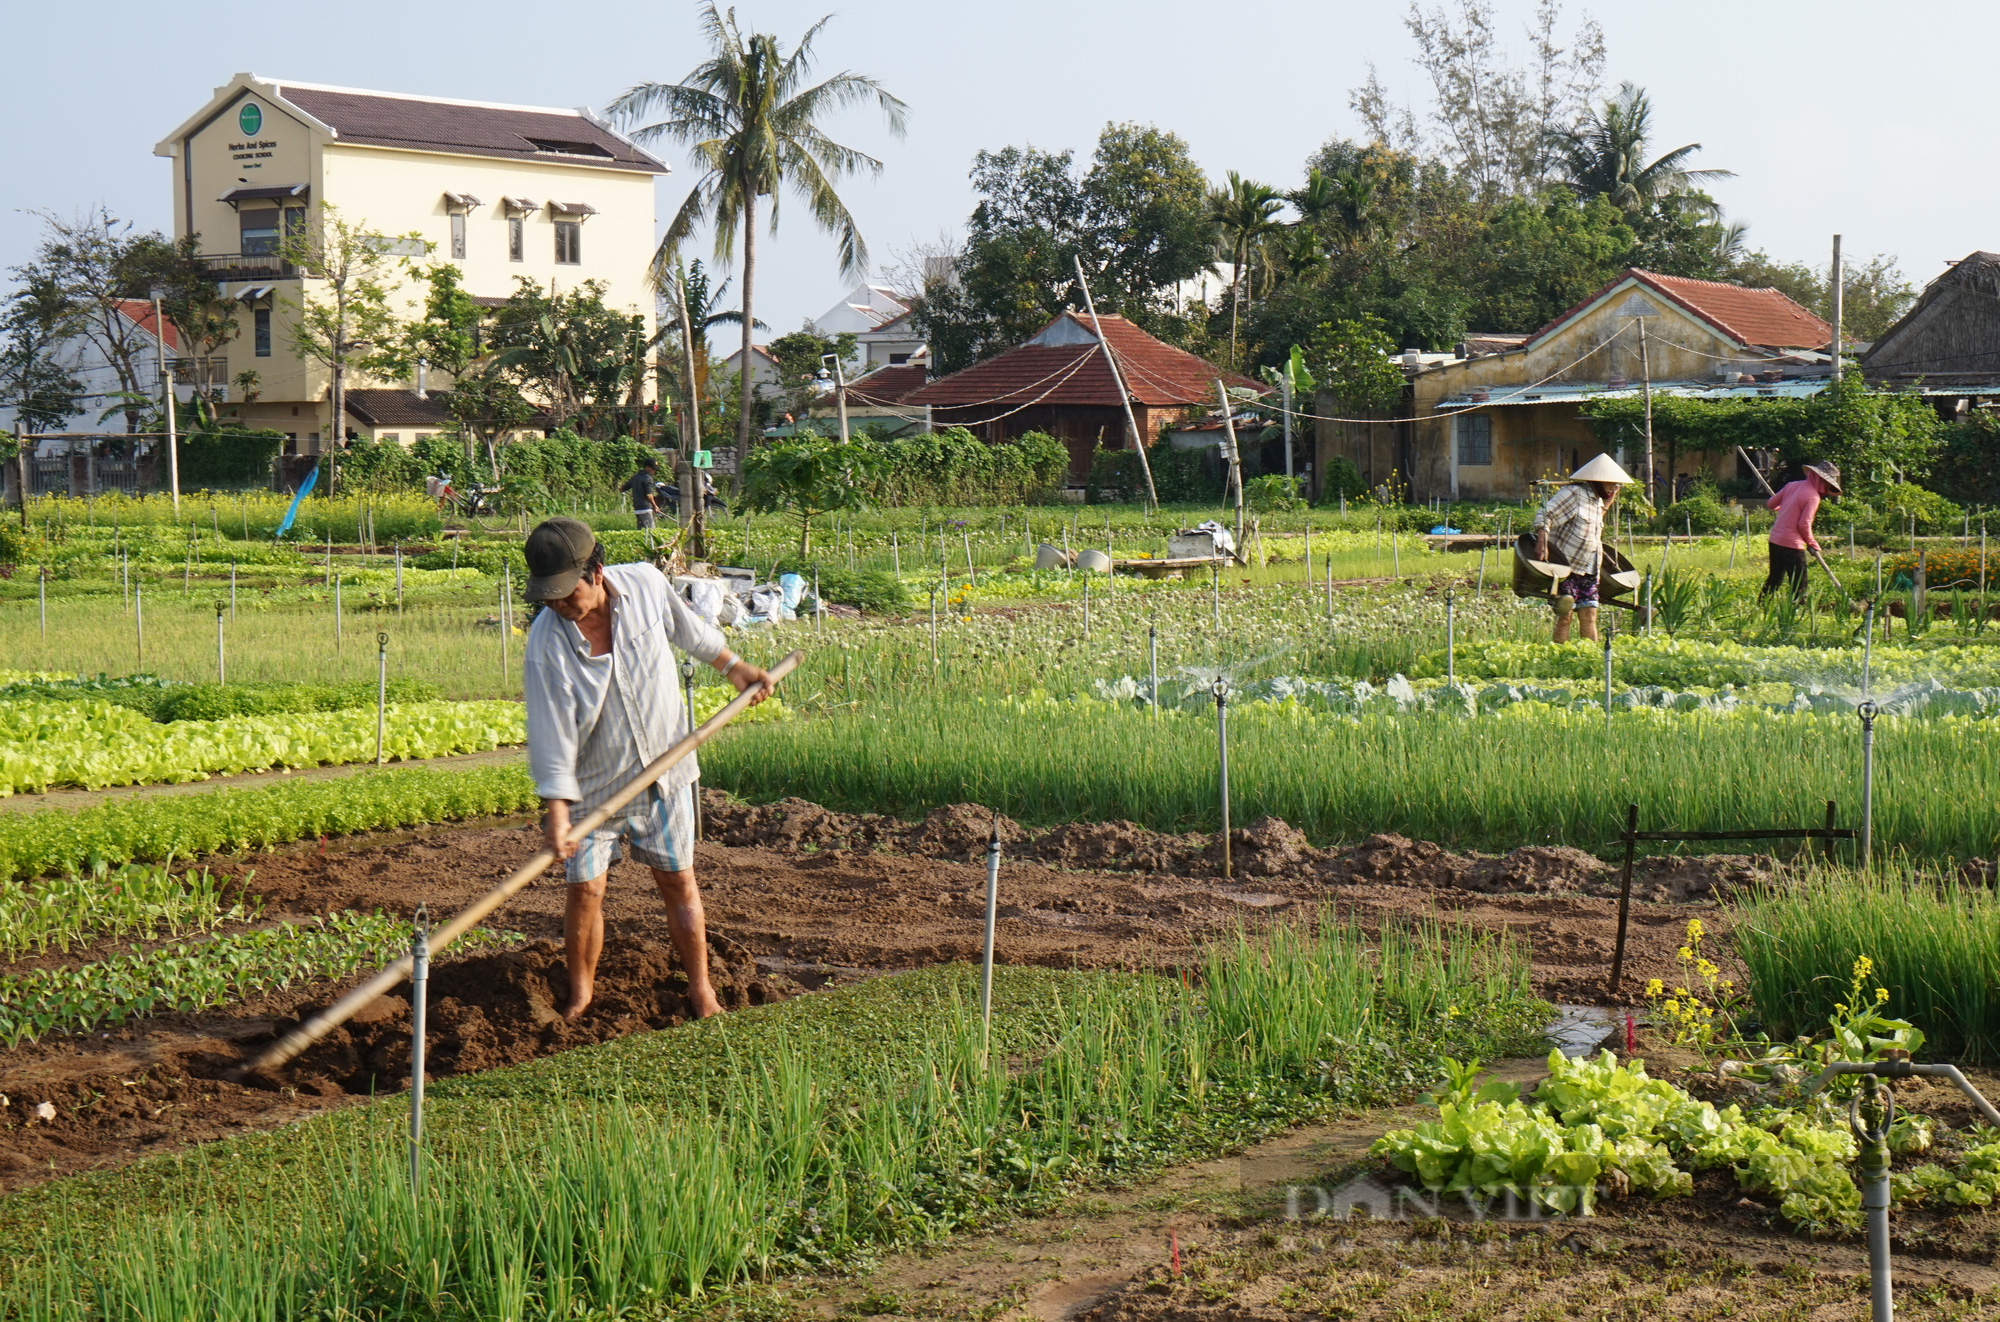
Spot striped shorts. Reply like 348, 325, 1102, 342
566, 783, 695, 883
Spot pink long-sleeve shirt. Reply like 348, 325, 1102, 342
1766, 478, 1823, 551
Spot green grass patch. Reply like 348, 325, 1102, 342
0, 919, 1545, 1318
1734, 871, 2000, 1062
703, 688, 1994, 865
0, 764, 539, 881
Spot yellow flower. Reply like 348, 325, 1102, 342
1686, 919, 1705, 942
1834, 1002, 1848, 1015
1645, 978, 1665, 998
1876, 988, 1890, 1004
1677, 946, 1694, 963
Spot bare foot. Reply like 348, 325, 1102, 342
690, 991, 724, 1020
564, 986, 594, 1022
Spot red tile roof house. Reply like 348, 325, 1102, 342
1394, 269, 1834, 502
898, 312, 1263, 482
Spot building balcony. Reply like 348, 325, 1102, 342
197, 252, 298, 282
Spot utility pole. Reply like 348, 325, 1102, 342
1074, 255, 1157, 510
821, 353, 851, 444
1281, 372, 1294, 482
1215, 379, 1246, 549
673, 267, 706, 559
1830, 234, 1845, 383
151, 290, 180, 511
1638, 320, 1656, 510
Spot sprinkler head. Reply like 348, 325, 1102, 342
1210, 675, 1229, 700
377, 631, 389, 647
214, 600, 226, 616
679, 656, 696, 681
1858, 699, 1878, 722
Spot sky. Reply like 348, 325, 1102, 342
2, 0, 1990, 337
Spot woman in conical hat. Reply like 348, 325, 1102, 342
1531, 452, 1632, 643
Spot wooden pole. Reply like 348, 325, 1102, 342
1075, 255, 1157, 510
239, 650, 803, 1078
1830, 234, 1845, 383
1608, 803, 1639, 993
1215, 380, 1245, 551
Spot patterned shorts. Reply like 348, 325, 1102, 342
566, 782, 695, 883
1560, 571, 1600, 607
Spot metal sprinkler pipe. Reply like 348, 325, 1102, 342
1212, 560, 1221, 632
928, 584, 940, 667
1213, 676, 1232, 881
38, 566, 45, 640
230, 562, 236, 617
409, 902, 429, 1196
980, 816, 1001, 1060
1862, 601, 1875, 698
1148, 622, 1159, 716
1855, 1074, 1895, 1322
376, 632, 390, 766
1603, 609, 1615, 727
1858, 700, 1878, 868
215, 600, 226, 683
335, 576, 343, 652
1444, 588, 1455, 688
1082, 573, 1090, 640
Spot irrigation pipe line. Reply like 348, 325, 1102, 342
237, 649, 803, 1080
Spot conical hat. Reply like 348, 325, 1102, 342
1570, 453, 1633, 485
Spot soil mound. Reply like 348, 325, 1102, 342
701, 794, 1778, 903
281, 935, 787, 1097
0, 936, 792, 1189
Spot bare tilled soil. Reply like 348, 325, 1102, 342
770, 1058, 2000, 1322
1, 796, 1762, 1190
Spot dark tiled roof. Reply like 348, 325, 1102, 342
900, 313, 1261, 410
1530, 268, 1831, 351
343, 389, 456, 428
846, 362, 928, 406
276, 84, 667, 174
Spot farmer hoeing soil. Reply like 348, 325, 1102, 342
1529, 452, 1631, 643
522, 516, 774, 1021
1762, 460, 1841, 600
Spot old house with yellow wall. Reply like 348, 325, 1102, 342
154, 73, 668, 457
1326, 269, 1833, 502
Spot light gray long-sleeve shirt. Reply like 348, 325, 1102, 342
523, 561, 727, 813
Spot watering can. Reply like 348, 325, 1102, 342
1512, 534, 1646, 615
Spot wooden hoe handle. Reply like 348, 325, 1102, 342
240, 649, 802, 1078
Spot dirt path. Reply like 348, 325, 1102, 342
0, 799, 1758, 1191
0, 746, 525, 815
754, 1060, 2000, 1322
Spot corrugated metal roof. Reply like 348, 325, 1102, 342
1433, 379, 1831, 411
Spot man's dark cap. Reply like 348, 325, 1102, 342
641, 458, 658, 469
524, 517, 598, 601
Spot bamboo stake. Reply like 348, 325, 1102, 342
239, 650, 802, 1078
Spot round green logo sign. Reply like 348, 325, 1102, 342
239, 103, 262, 135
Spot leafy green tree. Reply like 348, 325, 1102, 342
766, 323, 858, 419
1459, 188, 1633, 331
14, 209, 170, 432
1555, 83, 1732, 220
738, 431, 884, 554
658, 257, 755, 433
1307, 317, 1405, 413
484, 278, 647, 437
0, 273, 84, 433
1081, 123, 1214, 314
1209, 172, 1285, 366
916, 125, 1214, 374
611, 3, 907, 454
1350, 0, 1606, 196
380, 262, 480, 382
277, 204, 420, 447
137, 234, 241, 427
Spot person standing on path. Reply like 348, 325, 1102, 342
1532, 453, 1630, 644
625, 460, 664, 540
1763, 462, 1841, 600
521, 517, 773, 1021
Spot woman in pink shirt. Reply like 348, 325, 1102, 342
1763, 461, 1841, 599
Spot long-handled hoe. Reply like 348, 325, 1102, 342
235, 650, 804, 1080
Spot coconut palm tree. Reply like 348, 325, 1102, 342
1555, 83, 1733, 219
1209, 172, 1284, 367
611, 5, 907, 453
